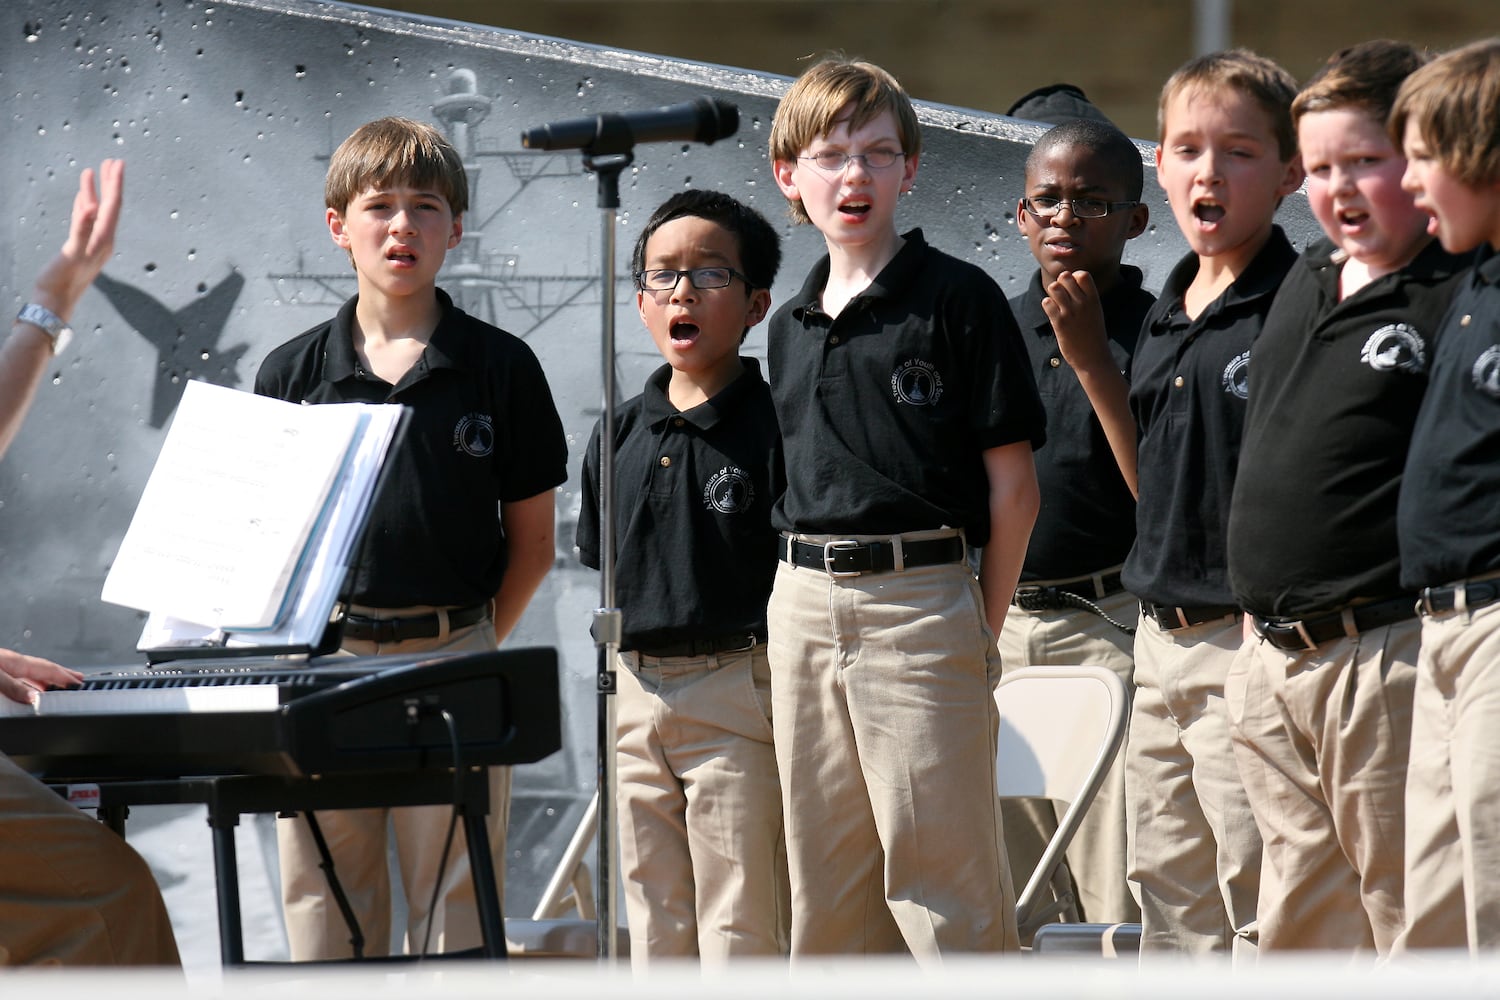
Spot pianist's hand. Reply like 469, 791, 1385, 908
0, 647, 84, 706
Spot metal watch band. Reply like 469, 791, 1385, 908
16, 302, 72, 354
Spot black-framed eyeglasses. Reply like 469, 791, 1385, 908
798, 149, 906, 172
1022, 196, 1140, 220
635, 267, 750, 291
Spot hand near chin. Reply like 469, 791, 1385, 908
0, 647, 83, 707
1041, 269, 1113, 373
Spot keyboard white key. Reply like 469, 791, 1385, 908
0, 684, 283, 717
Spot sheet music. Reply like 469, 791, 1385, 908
103, 380, 403, 648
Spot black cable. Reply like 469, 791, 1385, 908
416, 705, 465, 960
1013, 587, 1137, 636
303, 810, 366, 959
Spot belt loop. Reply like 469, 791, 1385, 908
1091, 572, 1106, 600
785, 533, 795, 570
436, 607, 451, 643
1459, 582, 1471, 623
1175, 607, 1190, 630
891, 534, 906, 573
1294, 619, 1318, 650
1340, 607, 1359, 640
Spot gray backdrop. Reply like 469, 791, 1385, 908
0, 0, 1319, 933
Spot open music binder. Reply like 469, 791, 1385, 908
101, 379, 407, 658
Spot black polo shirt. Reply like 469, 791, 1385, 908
1400, 244, 1500, 589
1229, 238, 1468, 616
1122, 227, 1297, 608
576, 358, 782, 650
1010, 266, 1154, 581
254, 290, 568, 609
767, 228, 1045, 547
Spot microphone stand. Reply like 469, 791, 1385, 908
582, 148, 632, 963
523, 98, 736, 963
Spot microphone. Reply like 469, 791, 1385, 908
521, 97, 739, 155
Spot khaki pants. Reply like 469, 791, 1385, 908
1226, 620, 1416, 954
614, 644, 788, 967
277, 611, 507, 960
996, 588, 1140, 926
1392, 599, 1500, 953
1127, 612, 1260, 960
767, 540, 1018, 963
0, 754, 180, 966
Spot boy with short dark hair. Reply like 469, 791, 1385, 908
767, 55, 1046, 960
576, 189, 788, 966
255, 116, 568, 959
1000, 116, 1152, 927
1225, 39, 1467, 956
1123, 49, 1303, 958
1388, 37, 1500, 953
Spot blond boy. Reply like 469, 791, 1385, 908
766, 57, 1045, 959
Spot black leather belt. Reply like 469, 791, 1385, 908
342, 603, 489, 643
1418, 579, 1500, 617
782, 534, 966, 576
631, 630, 766, 658
1253, 593, 1419, 652
1140, 602, 1240, 631
1013, 569, 1125, 608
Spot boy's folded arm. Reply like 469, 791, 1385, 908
978, 440, 1041, 641
1042, 270, 1139, 497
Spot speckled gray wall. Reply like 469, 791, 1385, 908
0, 0, 1319, 921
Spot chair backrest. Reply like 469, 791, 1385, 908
993, 665, 1131, 933
994, 665, 1128, 802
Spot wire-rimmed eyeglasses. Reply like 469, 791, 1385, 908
798, 149, 906, 172
635, 267, 749, 291
1022, 196, 1140, 220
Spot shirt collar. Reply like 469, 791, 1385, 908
789, 228, 930, 321
1474, 242, 1500, 286
1154, 225, 1297, 330
324, 288, 463, 381
642, 356, 764, 432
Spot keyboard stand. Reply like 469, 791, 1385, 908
72, 768, 504, 966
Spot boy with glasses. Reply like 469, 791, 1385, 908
577, 189, 788, 966
999, 116, 1153, 929
766, 55, 1045, 960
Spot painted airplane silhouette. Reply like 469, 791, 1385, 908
92, 270, 250, 428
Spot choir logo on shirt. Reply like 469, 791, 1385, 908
1360, 323, 1427, 374
891, 358, 945, 406
704, 466, 755, 514
452, 413, 494, 457
1221, 350, 1250, 399
1473, 346, 1500, 398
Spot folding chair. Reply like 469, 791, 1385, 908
993, 665, 1130, 943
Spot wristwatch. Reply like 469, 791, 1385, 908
16, 303, 73, 355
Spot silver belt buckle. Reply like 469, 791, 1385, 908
823, 539, 863, 577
